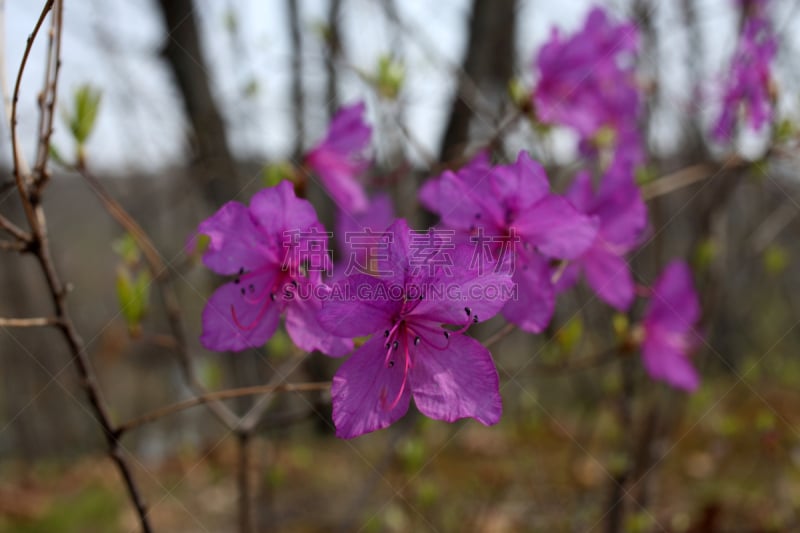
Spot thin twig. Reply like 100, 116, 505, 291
117, 382, 331, 434
483, 322, 515, 349
641, 157, 746, 201
33, 0, 63, 190
0, 316, 60, 327
237, 432, 253, 533
0, 239, 28, 252
532, 347, 619, 375
10, 1, 53, 226
75, 163, 239, 431
0, 213, 30, 242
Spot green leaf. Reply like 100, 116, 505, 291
763, 245, 788, 276
112, 234, 141, 265
375, 55, 405, 100
261, 163, 296, 188
556, 317, 583, 353
508, 77, 530, 109
693, 238, 717, 272
115, 266, 150, 335
66, 85, 102, 145
48, 143, 69, 168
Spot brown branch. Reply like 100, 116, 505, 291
0, 239, 28, 252
0, 213, 31, 242
32, 0, 63, 191
75, 164, 239, 431
532, 347, 619, 375
10, 0, 53, 228
482, 322, 515, 349
0, 316, 61, 327
117, 382, 331, 434
9, 3, 152, 531
237, 432, 253, 533
641, 157, 746, 201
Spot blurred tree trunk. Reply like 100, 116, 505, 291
154, 0, 240, 204
288, 0, 306, 159
439, 0, 516, 161
324, 0, 342, 119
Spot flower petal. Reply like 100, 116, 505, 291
409, 244, 513, 325
514, 195, 598, 259
645, 260, 700, 333
410, 332, 502, 426
582, 247, 635, 311
642, 329, 700, 392
501, 250, 555, 333
249, 180, 320, 235
196, 201, 272, 275
285, 293, 353, 357
490, 151, 550, 211
200, 275, 280, 352
332, 334, 412, 438
318, 274, 398, 338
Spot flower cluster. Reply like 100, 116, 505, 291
533, 6, 643, 166
191, 6, 707, 439
712, 4, 777, 141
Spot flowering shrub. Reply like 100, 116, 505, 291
192, 2, 779, 439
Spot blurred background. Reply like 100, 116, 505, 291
2, 0, 800, 531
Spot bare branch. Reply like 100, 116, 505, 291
8, 2, 152, 530
33, 0, 64, 190
483, 322, 515, 349
75, 164, 239, 430
0, 316, 60, 327
117, 381, 331, 434
10, 0, 53, 228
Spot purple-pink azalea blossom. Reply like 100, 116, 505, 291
534, 6, 640, 141
194, 180, 352, 356
558, 161, 647, 310
305, 102, 372, 213
420, 150, 597, 333
712, 16, 776, 141
318, 219, 512, 439
641, 261, 702, 391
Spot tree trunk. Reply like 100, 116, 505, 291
154, 0, 240, 204
439, 0, 516, 162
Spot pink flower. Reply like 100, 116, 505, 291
318, 219, 512, 438
305, 102, 372, 213
534, 7, 640, 140
420, 150, 598, 332
558, 161, 647, 311
194, 181, 352, 356
712, 16, 776, 141
641, 261, 702, 391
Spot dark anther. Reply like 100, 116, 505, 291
392, 340, 399, 350
240, 288, 246, 296
384, 330, 390, 337
419, 294, 424, 300
388, 361, 395, 368
234, 278, 240, 285
238, 267, 245, 275
473, 315, 479, 323
386, 342, 391, 349
465, 307, 472, 316
270, 293, 276, 301
444, 331, 450, 339
414, 336, 421, 346
248, 283, 255, 293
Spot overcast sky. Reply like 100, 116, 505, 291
3, 0, 784, 174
